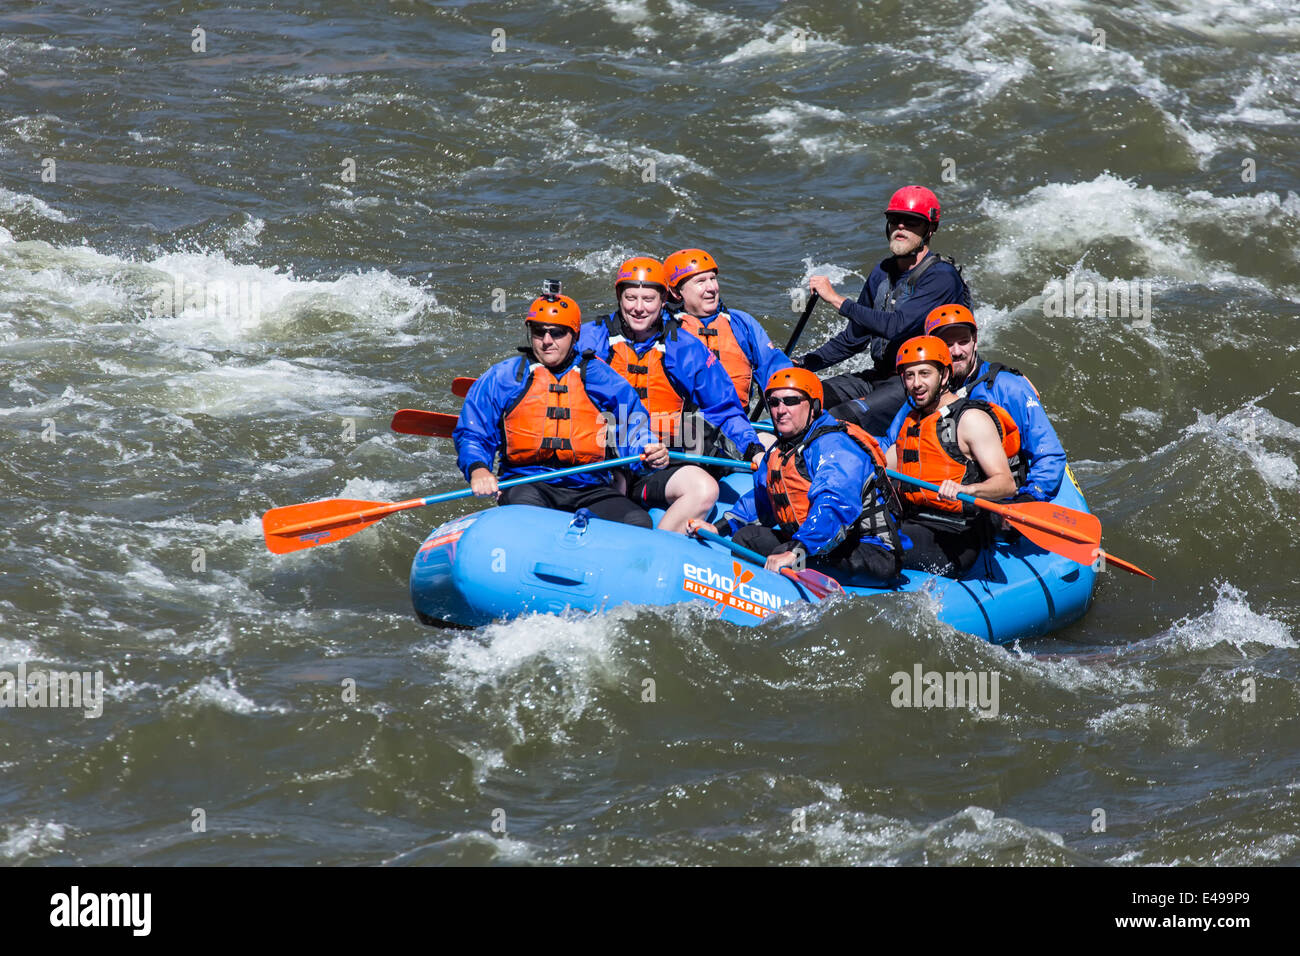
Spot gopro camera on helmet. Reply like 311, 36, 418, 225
541, 279, 562, 299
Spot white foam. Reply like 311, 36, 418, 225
548, 116, 713, 185
1155, 0, 1300, 40
751, 103, 853, 161
1, 820, 67, 861
334, 475, 410, 502
279, 75, 352, 92
226, 215, 264, 252
567, 247, 633, 277
140, 251, 434, 345
4, 112, 63, 144
981, 175, 1300, 280
0, 185, 72, 223
721, 29, 847, 63
441, 610, 618, 686
600, 0, 651, 24
1120, 407, 1164, 428
1217, 70, 1297, 127
0, 384, 111, 419
1187, 404, 1300, 491
1153, 583, 1295, 656
0, 637, 40, 665
174, 675, 288, 715
663, 0, 747, 38
155, 359, 400, 416
935, 0, 1231, 163
806, 803, 1069, 865
1, 236, 439, 348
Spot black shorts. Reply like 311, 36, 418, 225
497, 479, 652, 528
628, 462, 693, 511
824, 374, 909, 436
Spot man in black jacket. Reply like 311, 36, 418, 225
799, 185, 971, 435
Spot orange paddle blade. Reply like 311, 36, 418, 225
1095, 550, 1156, 581
451, 377, 475, 398
1003, 509, 1100, 567
781, 567, 843, 600
391, 408, 457, 438
262, 497, 419, 554
996, 502, 1154, 578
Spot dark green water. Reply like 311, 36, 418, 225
1, 0, 1297, 865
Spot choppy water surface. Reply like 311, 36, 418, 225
1, 0, 1297, 866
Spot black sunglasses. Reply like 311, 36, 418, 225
528, 324, 572, 339
886, 215, 927, 231
767, 394, 808, 408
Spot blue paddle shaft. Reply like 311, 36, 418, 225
668, 452, 755, 471
421, 454, 646, 506
885, 468, 979, 506
691, 524, 769, 566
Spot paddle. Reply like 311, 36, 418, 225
885, 470, 1154, 579
391, 408, 458, 438
783, 290, 820, 357
262, 454, 646, 554
451, 377, 475, 398
747, 291, 822, 423
689, 524, 843, 601
668, 452, 757, 471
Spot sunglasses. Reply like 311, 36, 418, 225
528, 324, 572, 339
886, 215, 927, 231
766, 395, 808, 408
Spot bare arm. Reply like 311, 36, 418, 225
953, 410, 1016, 501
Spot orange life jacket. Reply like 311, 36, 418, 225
603, 314, 687, 445
894, 398, 1024, 523
766, 420, 902, 551
677, 311, 752, 408
501, 352, 608, 468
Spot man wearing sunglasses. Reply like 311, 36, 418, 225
454, 288, 670, 527
796, 185, 972, 436
691, 368, 905, 580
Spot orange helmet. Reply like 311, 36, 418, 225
663, 249, 718, 291
895, 335, 952, 372
924, 304, 977, 336
764, 367, 824, 406
615, 256, 667, 292
526, 294, 582, 335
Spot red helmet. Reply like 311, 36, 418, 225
895, 335, 952, 372
924, 303, 976, 336
884, 186, 940, 233
615, 256, 667, 292
526, 294, 582, 335
764, 367, 824, 406
663, 248, 718, 291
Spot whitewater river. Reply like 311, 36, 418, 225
1, 0, 1297, 866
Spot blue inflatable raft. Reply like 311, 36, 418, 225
410, 470, 1096, 644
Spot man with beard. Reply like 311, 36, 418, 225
882, 336, 1017, 577
455, 286, 669, 526
798, 186, 972, 435
923, 304, 1066, 502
